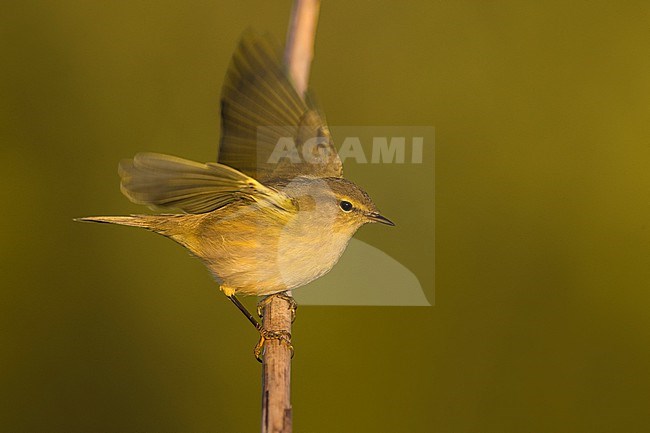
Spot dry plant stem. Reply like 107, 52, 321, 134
284, 0, 321, 97
260, 293, 294, 433
260, 2, 320, 432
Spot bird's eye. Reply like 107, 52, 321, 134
339, 200, 353, 212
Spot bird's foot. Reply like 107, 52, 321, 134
254, 329, 293, 362
257, 292, 298, 323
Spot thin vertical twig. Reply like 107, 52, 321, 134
259, 2, 321, 432
259, 294, 295, 433
284, 0, 321, 98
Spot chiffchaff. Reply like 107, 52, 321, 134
77, 32, 393, 334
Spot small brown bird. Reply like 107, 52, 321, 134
77, 33, 393, 339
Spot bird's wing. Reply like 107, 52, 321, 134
218, 31, 343, 181
119, 152, 297, 214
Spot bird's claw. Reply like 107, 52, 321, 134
257, 292, 298, 323
254, 329, 294, 362
254, 292, 297, 361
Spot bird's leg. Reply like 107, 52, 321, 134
227, 294, 262, 331
254, 292, 297, 362
226, 293, 294, 362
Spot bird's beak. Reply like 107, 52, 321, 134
367, 212, 395, 226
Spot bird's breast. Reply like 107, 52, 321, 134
196, 205, 355, 295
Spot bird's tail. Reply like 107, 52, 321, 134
74, 215, 165, 230
75, 214, 200, 256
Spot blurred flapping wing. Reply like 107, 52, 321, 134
218, 32, 342, 181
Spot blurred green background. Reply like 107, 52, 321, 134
2, 1, 649, 432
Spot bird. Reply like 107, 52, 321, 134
77, 32, 394, 355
